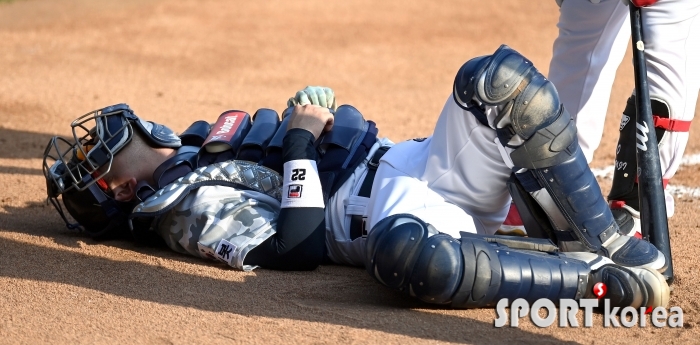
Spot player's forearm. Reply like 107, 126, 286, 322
243, 128, 327, 270
244, 207, 325, 270
275, 128, 325, 250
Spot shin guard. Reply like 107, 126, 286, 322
365, 215, 653, 309
454, 45, 664, 270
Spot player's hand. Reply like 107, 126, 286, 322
287, 105, 334, 140
287, 86, 337, 110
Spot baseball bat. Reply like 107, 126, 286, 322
629, 4, 674, 283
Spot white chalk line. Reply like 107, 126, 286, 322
591, 153, 700, 199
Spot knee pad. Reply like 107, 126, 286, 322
482, 45, 576, 169
455, 45, 577, 169
365, 214, 465, 305
453, 55, 489, 108
408, 234, 464, 305
365, 214, 436, 289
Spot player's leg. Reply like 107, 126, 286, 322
365, 214, 669, 309
367, 94, 514, 236
549, 0, 630, 163
608, 0, 700, 225
454, 44, 665, 270
364, 153, 482, 238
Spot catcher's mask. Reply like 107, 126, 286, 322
42, 103, 181, 238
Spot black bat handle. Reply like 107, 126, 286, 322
629, 4, 674, 283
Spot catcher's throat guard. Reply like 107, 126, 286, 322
42, 103, 181, 238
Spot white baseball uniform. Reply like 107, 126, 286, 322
548, 0, 700, 214
326, 96, 514, 266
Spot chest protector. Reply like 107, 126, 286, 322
183, 105, 377, 199
131, 160, 283, 271
131, 105, 377, 230
131, 160, 283, 219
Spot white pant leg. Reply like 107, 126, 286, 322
639, 0, 700, 215
366, 96, 512, 237
365, 154, 479, 239
548, 0, 630, 162
640, 0, 700, 181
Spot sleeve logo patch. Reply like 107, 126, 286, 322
288, 184, 303, 198
215, 239, 237, 265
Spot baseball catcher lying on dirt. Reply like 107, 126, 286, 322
43, 44, 670, 310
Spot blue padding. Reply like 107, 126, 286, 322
492, 248, 583, 303
117, 104, 181, 148
451, 234, 589, 308
179, 120, 211, 147
265, 112, 293, 155
514, 169, 542, 193
104, 113, 129, 151
318, 105, 367, 151
260, 113, 293, 174
533, 147, 617, 249
315, 105, 378, 200
238, 108, 280, 163
409, 234, 464, 305
370, 219, 429, 289
241, 108, 280, 148
452, 55, 490, 128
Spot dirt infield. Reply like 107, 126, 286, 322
1, 0, 699, 344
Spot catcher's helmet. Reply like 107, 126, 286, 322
42, 103, 181, 238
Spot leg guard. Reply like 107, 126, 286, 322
462, 45, 614, 250
514, 148, 619, 251
365, 214, 654, 308
454, 45, 663, 270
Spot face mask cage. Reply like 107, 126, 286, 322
42, 136, 128, 236
42, 103, 181, 238
42, 106, 135, 196
42, 105, 137, 236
